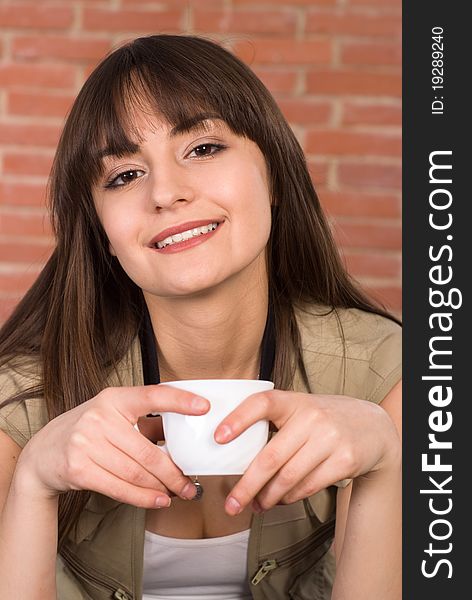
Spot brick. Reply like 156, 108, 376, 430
0, 298, 21, 324
307, 69, 401, 96
0, 239, 53, 263
0, 183, 47, 207
306, 130, 401, 157
332, 220, 401, 250
277, 99, 332, 125
343, 251, 401, 278
319, 190, 401, 218
231, 39, 332, 65
12, 36, 111, 63
0, 3, 73, 29
121, 0, 223, 5
307, 161, 329, 186
364, 284, 402, 312
233, 0, 336, 5
306, 10, 401, 38
342, 102, 401, 126
0, 208, 52, 237
252, 68, 298, 94
194, 9, 297, 35
349, 0, 401, 7
0, 0, 403, 320
7, 90, 75, 118
337, 162, 401, 190
3, 152, 54, 177
341, 41, 401, 66
83, 8, 183, 32
0, 64, 75, 89
0, 122, 61, 148
0, 270, 40, 294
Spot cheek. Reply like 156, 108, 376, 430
248, 201, 271, 241
100, 209, 136, 258
231, 189, 271, 265
243, 173, 272, 237
104, 225, 121, 256
94, 197, 118, 255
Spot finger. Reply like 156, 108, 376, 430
284, 444, 358, 502
104, 385, 210, 424
255, 443, 330, 509
86, 460, 172, 509
278, 458, 348, 506
105, 420, 198, 500
89, 441, 169, 495
223, 425, 306, 515
214, 390, 297, 444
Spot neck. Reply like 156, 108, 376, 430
144, 268, 269, 382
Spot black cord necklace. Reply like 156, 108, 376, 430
139, 302, 275, 385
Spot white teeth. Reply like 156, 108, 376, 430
156, 223, 218, 249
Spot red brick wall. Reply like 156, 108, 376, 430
0, 0, 401, 322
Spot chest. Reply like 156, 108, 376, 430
145, 475, 253, 538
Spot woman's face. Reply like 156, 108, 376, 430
93, 116, 272, 299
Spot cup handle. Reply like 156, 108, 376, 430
134, 423, 169, 454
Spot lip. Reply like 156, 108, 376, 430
150, 219, 223, 246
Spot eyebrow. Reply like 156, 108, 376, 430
98, 112, 224, 160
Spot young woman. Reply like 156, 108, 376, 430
0, 35, 401, 600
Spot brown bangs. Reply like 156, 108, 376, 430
63, 34, 277, 190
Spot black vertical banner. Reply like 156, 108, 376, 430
403, 3, 469, 598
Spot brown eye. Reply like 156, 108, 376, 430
189, 143, 226, 159
121, 170, 139, 181
105, 169, 145, 189
194, 144, 213, 156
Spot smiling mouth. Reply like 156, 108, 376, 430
154, 223, 220, 249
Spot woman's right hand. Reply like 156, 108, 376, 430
13, 385, 210, 507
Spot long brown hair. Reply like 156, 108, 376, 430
0, 34, 398, 545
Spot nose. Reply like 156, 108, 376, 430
149, 160, 194, 210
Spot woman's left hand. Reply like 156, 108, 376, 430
214, 390, 401, 516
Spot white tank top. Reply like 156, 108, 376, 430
142, 529, 253, 600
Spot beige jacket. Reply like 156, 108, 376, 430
0, 305, 402, 599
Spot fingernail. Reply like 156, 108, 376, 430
215, 424, 231, 444
192, 396, 208, 411
181, 482, 197, 500
226, 496, 242, 515
155, 495, 171, 508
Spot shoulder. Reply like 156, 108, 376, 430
0, 358, 47, 448
293, 304, 402, 404
294, 303, 401, 361
0, 337, 143, 448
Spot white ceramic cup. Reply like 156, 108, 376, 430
159, 379, 274, 475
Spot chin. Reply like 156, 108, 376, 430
149, 271, 226, 299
